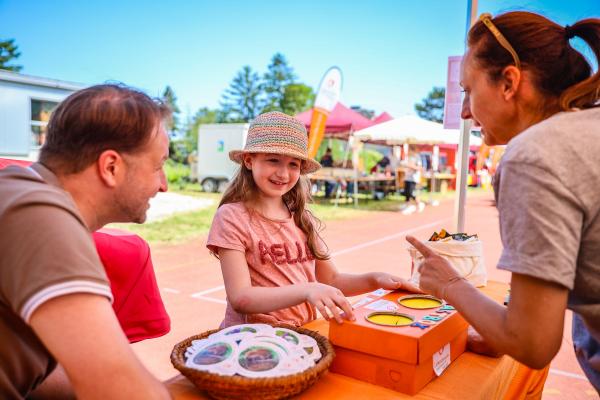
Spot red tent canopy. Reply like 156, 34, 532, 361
373, 112, 393, 124
296, 103, 374, 138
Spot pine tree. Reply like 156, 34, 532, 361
414, 87, 445, 123
0, 39, 23, 72
261, 53, 296, 113
161, 86, 180, 134
220, 66, 263, 122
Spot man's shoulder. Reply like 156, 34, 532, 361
0, 167, 80, 222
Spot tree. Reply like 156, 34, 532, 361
182, 107, 219, 151
350, 105, 375, 120
0, 39, 23, 72
414, 87, 445, 123
161, 86, 180, 134
220, 66, 263, 122
280, 83, 315, 116
262, 53, 296, 113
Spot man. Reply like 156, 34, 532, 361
0, 84, 172, 399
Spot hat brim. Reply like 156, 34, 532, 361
229, 148, 321, 174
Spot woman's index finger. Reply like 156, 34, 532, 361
406, 235, 436, 257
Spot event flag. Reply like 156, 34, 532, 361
307, 67, 342, 159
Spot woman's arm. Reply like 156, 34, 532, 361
315, 258, 422, 297
445, 273, 567, 368
406, 235, 568, 369
219, 248, 354, 323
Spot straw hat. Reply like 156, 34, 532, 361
229, 111, 321, 174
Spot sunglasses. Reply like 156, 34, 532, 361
478, 13, 521, 70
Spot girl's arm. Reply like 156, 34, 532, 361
315, 258, 422, 297
219, 248, 355, 323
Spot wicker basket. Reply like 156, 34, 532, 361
171, 324, 335, 400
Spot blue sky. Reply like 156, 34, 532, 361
2, 0, 598, 121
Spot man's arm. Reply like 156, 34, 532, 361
28, 365, 74, 400
30, 293, 171, 400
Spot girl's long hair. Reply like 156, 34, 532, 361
219, 163, 330, 260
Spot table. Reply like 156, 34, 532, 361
424, 173, 456, 194
165, 282, 548, 399
309, 171, 396, 200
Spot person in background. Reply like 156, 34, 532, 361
408, 11, 600, 393
206, 112, 421, 328
401, 155, 425, 214
319, 147, 336, 198
0, 84, 172, 399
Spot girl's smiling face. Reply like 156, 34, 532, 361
243, 153, 302, 198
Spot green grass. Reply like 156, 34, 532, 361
164, 159, 190, 184
108, 183, 490, 245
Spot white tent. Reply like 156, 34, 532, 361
354, 115, 482, 146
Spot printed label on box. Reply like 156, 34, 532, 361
364, 299, 399, 312
433, 343, 451, 376
370, 288, 393, 297
352, 296, 375, 309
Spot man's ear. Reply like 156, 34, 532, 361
97, 150, 123, 188
243, 154, 253, 170
501, 65, 521, 101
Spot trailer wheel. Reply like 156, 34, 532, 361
217, 180, 229, 193
201, 178, 218, 193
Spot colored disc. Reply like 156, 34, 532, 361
398, 295, 443, 310
365, 312, 414, 327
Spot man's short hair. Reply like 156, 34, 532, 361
39, 84, 171, 173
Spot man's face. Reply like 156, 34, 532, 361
114, 123, 169, 223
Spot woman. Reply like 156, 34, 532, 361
407, 11, 600, 392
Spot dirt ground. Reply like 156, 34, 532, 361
132, 191, 597, 399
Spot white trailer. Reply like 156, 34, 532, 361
196, 123, 248, 192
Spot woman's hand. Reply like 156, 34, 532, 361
371, 272, 424, 293
305, 282, 355, 324
405, 235, 463, 299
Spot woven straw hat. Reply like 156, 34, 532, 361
229, 111, 321, 174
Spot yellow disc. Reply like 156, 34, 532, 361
365, 312, 414, 327
398, 295, 442, 310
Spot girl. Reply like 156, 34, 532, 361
207, 111, 420, 328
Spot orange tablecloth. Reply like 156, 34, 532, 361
165, 281, 548, 399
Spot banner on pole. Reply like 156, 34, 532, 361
307, 67, 342, 158
443, 56, 463, 130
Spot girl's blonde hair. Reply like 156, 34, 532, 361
219, 162, 330, 260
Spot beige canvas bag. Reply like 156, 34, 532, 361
408, 240, 487, 288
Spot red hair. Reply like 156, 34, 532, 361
468, 11, 600, 110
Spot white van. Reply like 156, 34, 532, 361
196, 123, 249, 192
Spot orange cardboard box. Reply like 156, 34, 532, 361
328, 290, 468, 395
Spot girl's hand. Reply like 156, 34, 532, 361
305, 283, 355, 324
372, 272, 424, 293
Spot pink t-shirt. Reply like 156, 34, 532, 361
207, 202, 319, 327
